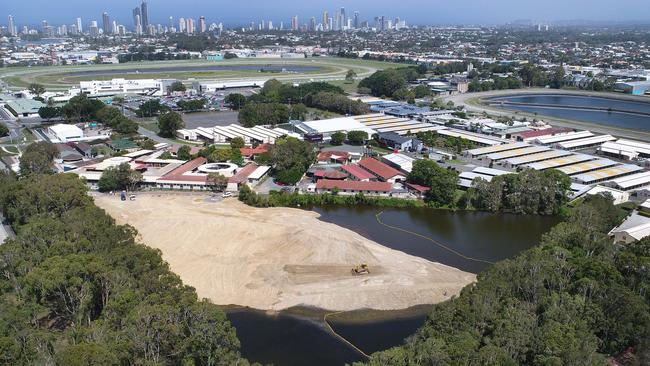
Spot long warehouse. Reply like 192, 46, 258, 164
535, 130, 594, 145
525, 153, 595, 171
557, 135, 616, 150
466, 142, 530, 157
486, 146, 550, 162
572, 164, 644, 185
556, 159, 618, 176
503, 149, 573, 167
604, 171, 650, 191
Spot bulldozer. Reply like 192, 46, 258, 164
351, 263, 370, 275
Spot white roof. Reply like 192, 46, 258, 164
535, 130, 594, 145
382, 153, 415, 172
459, 172, 494, 182
303, 117, 376, 135
572, 164, 643, 184
608, 171, 650, 190
487, 146, 550, 161
472, 167, 512, 176
467, 142, 529, 156
248, 166, 271, 180
558, 135, 616, 149
49, 123, 83, 136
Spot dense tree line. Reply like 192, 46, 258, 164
361, 195, 650, 365
303, 92, 370, 115
0, 172, 249, 365
461, 169, 571, 215
236, 79, 368, 125
358, 67, 422, 99
96, 106, 139, 135
468, 76, 523, 92
269, 137, 315, 184
177, 99, 207, 112
407, 159, 459, 207
60, 95, 105, 123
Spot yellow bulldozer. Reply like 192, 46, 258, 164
351, 263, 370, 275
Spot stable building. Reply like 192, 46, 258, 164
358, 158, 406, 183
314, 179, 392, 197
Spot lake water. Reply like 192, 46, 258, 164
226, 206, 560, 366
488, 94, 650, 131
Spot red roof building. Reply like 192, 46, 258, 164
313, 170, 348, 180
341, 164, 377, 181
317, 151, 350, 163
158, 157, 208, 184
228, 163, 260, 185
315, 179, 392, 194
358, 158, 404, 182
240, 144, 270, 159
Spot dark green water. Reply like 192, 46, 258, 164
226, 206, 560, 366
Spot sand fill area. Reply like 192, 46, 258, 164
95, 194, 475, 311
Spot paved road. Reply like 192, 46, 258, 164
444, 89, 650, 142
137, 126, 178, 146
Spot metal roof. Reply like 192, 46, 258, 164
573, 164, 643, 184
535, 130, 594, 145
556, 159, 618, 175
467, 142, 530, 156
558, 135, 616, 149
504, 149, 572, 166
605, 171, 650, 190
526, 153, 595, 170
487, 146, 550, 161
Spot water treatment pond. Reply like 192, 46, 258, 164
488, 94, 650, 131
226, 206, 560, 365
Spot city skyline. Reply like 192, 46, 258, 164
4, 0, 650, 29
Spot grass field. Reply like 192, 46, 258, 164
0, 57, 404, 91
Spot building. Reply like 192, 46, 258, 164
381, 153, 415, 174
609, 206, 650, 244
79, 78, 174, 96
341, 165, 376, 181
4, 99, 46, 117
376, 132, 423, 152
47, 124, 84, 142
358, 158, 405, 183
314, 179, 392, 196
614, 81, 650, 95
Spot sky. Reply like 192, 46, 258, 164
4, 0, 650, 28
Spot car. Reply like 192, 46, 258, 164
222, 192, 233, 198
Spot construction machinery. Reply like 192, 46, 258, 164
351, 264, 370, 275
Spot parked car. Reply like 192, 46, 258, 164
222, 192, 233, 198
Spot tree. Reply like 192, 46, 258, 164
157, 111, 184, 138
230, 137, 245, 149
19, 142, 58, 176
177, 99, 206, 112
345, 69, 357, 83
330, 131, 346, 146
550, 66, 565, 89
0, 174, 247, 365
38, 106, 60, 121
270, 137, 315, 185
97, 163, 142, 192
207, 173, 228, 192
27, 83, 46, 97
347, 130, 368, 145
176, 145, 192, 160
136, 99, 168, 118
0, 123, 9, 137
224, 93, 247, 110
238, 103, 289, 127
61, 94, 106, 122
413, 85, 432, 98
426, 167, 458, 207
224, 52, 238, 59
169, 81, 186, 93
408, 159, 440, 186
